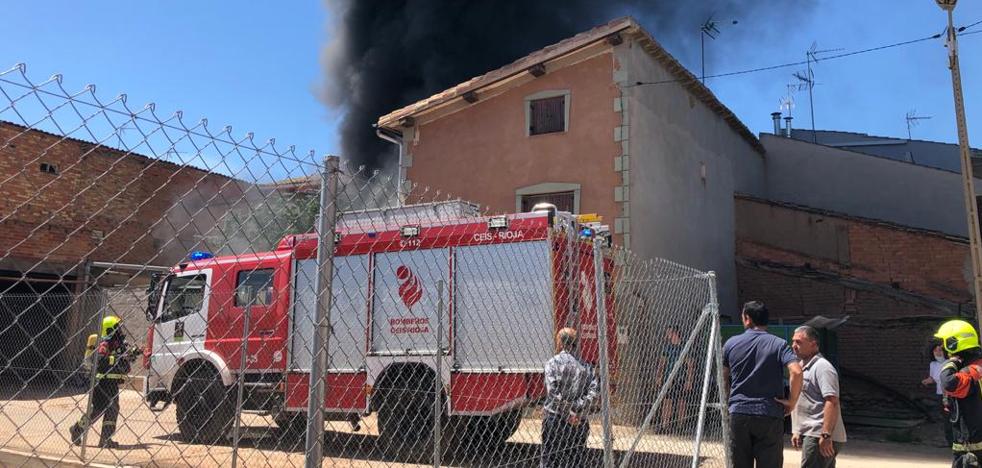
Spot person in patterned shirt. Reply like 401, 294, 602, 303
541, 327, 599, 467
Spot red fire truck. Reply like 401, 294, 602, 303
143, 202, 615, 447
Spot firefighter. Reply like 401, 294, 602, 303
69, 315, 135, 449
936, 319, 982, 468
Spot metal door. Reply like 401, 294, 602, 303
454, 241, 553, 370
290, 255, 369, 371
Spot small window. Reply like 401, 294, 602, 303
157, 274, 207, 323
235, 269, 274, 307
529, 95, 566, 135
39, 163, 58, 175
521, 191, 575, 213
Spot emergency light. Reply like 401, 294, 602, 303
579, 227, 595, 238
188, 251, 214, 261
487, 215, 508, 230
400, 225, 421, 238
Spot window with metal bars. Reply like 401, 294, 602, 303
521, 191, 575, 213
528, 95, 566, 135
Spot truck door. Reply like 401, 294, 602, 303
148, 269, 211, 386
290, 255, 370, 371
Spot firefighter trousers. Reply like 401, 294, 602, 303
72, 381, 120, 443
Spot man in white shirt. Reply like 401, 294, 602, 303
791, 325, 847, 468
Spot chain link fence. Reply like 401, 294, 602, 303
0, 63, 729, 467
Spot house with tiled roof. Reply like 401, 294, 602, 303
375, 17, 768, 313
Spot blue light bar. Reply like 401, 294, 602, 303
579, 227, 594, 238
188, 251, 214, 261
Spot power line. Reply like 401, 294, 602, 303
629, 26, 982, 88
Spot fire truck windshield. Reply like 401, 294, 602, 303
156, 274, 207, 323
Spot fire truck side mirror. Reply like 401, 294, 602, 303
146, 273, 164, 322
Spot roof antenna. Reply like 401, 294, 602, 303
794, 42, 844, 143
700, 15, 738, 85
778, 84, 796, 138
905, 109, 932, 140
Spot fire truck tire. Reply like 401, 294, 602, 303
376, 377, 435, 456
274, 411, 307, 436
174, 365, 234, 443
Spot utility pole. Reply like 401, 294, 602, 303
936, 0, 982, 323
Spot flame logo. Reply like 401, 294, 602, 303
396, 266, 423, 309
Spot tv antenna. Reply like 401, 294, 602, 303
796, 42, 845, 142
905, 109, 932, 140
700, 15, 738, 84
779, 83, 796, 117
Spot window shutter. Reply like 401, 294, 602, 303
529, 96, 565, 135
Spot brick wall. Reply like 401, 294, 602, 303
736, 195, 973, 398
0, 121, 245, 374
0, 121, 243, 272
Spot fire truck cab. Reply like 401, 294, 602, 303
143, 201, 615, 447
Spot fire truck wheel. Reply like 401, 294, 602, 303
274, 411, 307, 437
376, 377, 435, 456
174, 364, 234, 443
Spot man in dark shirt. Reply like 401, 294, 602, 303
723, 301, 803, 468
656, 324, 694, 433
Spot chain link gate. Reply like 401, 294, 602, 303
0, 63, 729, 467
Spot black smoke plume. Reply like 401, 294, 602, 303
323, 0, 811, 170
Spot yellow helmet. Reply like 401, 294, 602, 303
101, 315, 122, 338
935, 319, 980, 354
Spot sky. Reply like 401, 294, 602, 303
0, 1, 979, 168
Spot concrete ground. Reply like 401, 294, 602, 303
781, 439, 950, 468
0, 387, 953, 467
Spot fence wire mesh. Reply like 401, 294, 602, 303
0, 63, 729, 467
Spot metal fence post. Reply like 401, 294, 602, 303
592, 239, 613, 468
619, 306, 712, 468
78, 260, 99, 462
231, 287, 252, 468
708, 273, 732, 468
691, 273, 719, 468
433, 280, 445, 468
304, 155, 340, 468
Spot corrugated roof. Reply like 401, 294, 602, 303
0, 120, 238, 181
376, 16, 763, 154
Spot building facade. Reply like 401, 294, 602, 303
0, 121, 243, 378
375, 17, 765, 313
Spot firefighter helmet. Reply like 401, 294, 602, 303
935, 320, 980, 355
101, 315, 122, 338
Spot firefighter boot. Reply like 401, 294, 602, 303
98, 421, 118, 449
69, 419, 86, 446
97, 438, 119, 449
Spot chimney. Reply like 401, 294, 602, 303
771, 112, 782, 135
784, 116, 793, 138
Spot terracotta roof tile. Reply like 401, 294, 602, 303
376, 16, 763, 154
